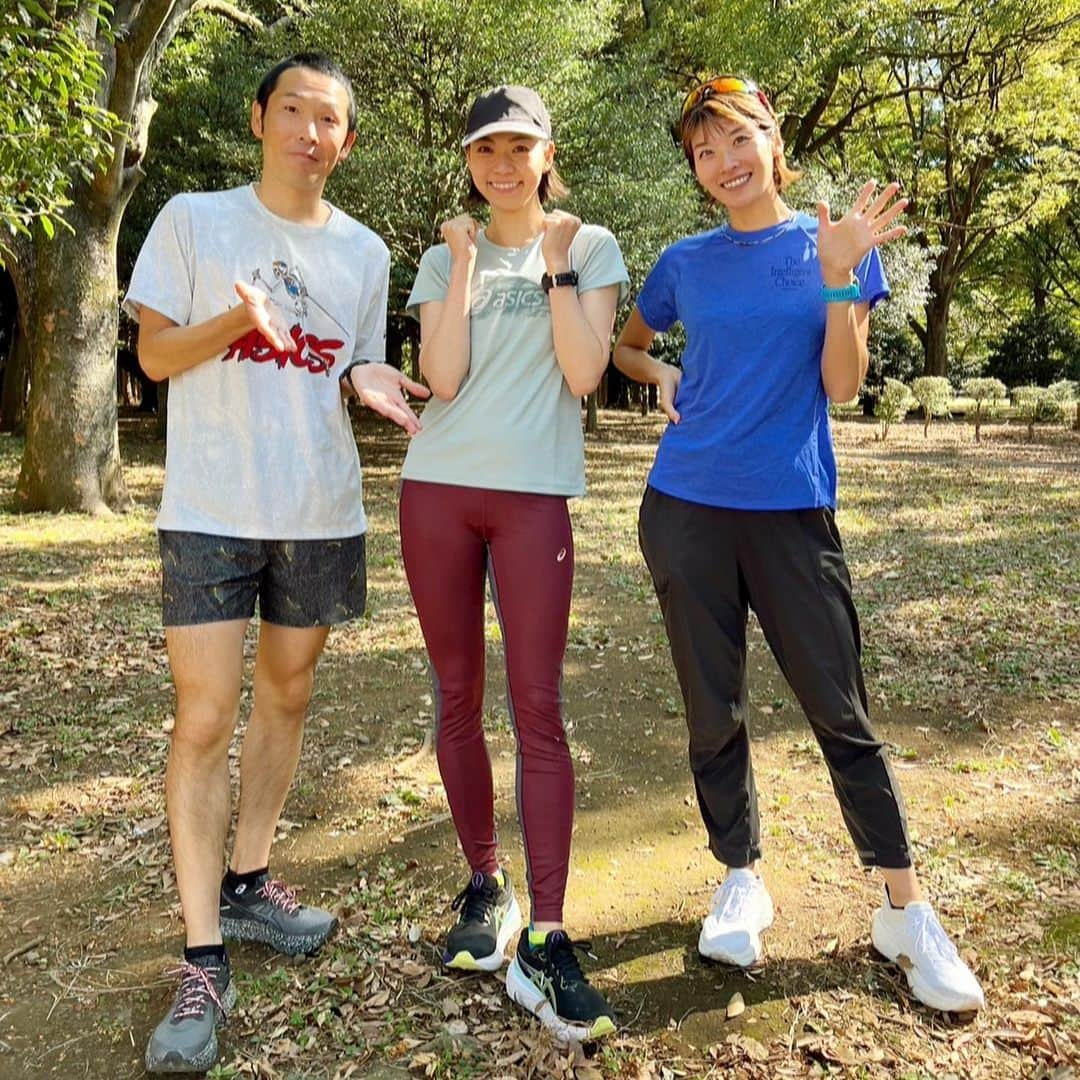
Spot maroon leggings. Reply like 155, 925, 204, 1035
399, 480, 575, 923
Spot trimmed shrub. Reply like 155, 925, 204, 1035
960, 377, 1007, 443
874, 379, 914, 441
911, 376, 952, 437
1011, 385, 1054, 441
1046, 380, 1078, 430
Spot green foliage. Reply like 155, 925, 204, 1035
306, 0, 622, 283
108, 0, 1080, 403
874, 378, 913, 439
1047, 379, 1079, 429
961, 377, 1008, 405
987, 309, 1080, 387
1045, 379, 1078, 407
1010, 384, 1055, 439
911, 375, 952, 436
0, 1, 119, 252
125, 0, 699, 353
647, 0, 1080, 379
960, 376, 1007, 441
120, 12, 270, 282
555, 54, 699, 303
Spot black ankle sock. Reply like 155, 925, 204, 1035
184, 943, 228, 966
224, 866, 268, 894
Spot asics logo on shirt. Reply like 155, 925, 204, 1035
470, 284, 549, 318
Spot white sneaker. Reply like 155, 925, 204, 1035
871, 894, 985, 1013
698, 868, 774, 966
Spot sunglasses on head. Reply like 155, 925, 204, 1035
681, 76, 772, 119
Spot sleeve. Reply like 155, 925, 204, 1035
122, 195, 196, 326
352, 246, 390, 364
572, 226, 630, 305
856, 247, 890, 311
405, 245, 452, 321
635, 247, 679, 333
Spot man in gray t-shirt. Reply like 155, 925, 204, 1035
126, 53, 427, 1075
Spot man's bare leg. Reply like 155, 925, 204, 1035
165, 619, 248, 947
229, 623, 330, 875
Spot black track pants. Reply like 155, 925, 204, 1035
638, 485, 911, 869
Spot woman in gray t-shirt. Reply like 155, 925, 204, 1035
399, 85, 628, 1044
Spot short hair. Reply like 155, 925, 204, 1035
255, 53, 357, 134
680, 91, 801, 192
465, 159, 570, 208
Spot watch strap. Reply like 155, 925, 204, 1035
821, 281, 862, 303
541, 270, 579, 294
338, 359, 369, 384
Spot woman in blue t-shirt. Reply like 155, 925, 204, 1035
614, 77, 984, 1014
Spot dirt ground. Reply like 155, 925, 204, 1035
0, 411, 1077, 1079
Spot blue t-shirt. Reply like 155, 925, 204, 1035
636, 211, 889, 510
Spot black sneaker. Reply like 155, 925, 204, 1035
443, 869, 523, 972
145, 954, 236, 1073
219, 873, 336, 956
506, 929, 616, 1043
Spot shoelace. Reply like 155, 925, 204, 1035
450, 874, 499, 926
542, 934, 593, 988
259, 878, 301, 915
166, 962, 228, 1022
711, 874, 758, 923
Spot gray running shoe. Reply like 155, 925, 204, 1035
220, 874, 337, 956
145, 955, 235, 1074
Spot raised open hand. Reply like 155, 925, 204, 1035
816, 182, 909, 285
234, 280, 295, 352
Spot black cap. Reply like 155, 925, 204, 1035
461, 85, 552, 147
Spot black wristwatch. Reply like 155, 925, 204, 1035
541, 270, 579, 294
338, 359, 369, 385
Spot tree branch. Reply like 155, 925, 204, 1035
190, 0, 264, 33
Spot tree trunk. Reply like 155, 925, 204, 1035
923, 289, 950, 377
1, 319, 30, 434
974, 405, 982, 444
585, 391, 598, 435
155, 380, 169, 440
16, 205, 130, 513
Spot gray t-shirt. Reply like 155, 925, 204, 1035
124, 184, 389, 539
402, 224, 629, 496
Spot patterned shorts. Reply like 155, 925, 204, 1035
158, 530, 367, 628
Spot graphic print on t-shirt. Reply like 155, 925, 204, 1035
223, 258, 348, 376
469, 269, 548, 320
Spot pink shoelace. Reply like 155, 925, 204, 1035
259, 877, 301, 915
166, 961, 228, 1021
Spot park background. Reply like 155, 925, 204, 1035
0, 1, 1078, 1077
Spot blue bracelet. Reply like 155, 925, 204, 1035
822, 281, 862, 303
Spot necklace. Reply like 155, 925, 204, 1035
719, 212, 797, 247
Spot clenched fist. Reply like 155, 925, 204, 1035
540, 210, 581, 274
440, 214, 479, 263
